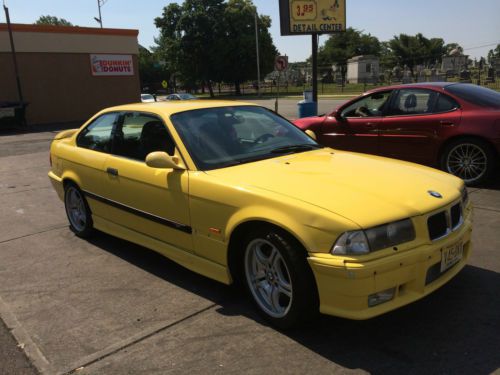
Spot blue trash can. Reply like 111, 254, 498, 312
297, 100, 318, 118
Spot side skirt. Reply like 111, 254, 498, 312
92, 215, 231, 285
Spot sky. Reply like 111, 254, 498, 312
2, 0, 500, 62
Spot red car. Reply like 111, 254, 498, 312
294, 83, 500, 185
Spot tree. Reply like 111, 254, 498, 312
138, 46, 168, 90
155, 0, 226, 96
317, 28, 381, 83
35, 15, 73, 26
216, 0, 278, 95
388, 33, 445, 81
445, 43, 464, 55
154, 0, 277, 96
487, 44, 500, 65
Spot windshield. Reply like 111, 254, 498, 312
141, 94, 154, 100
445, 84, 500, 109
170, 106, 321, 170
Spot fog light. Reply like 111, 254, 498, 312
368, 287, 396, 307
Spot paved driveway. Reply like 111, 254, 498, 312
0, 122, 499, 375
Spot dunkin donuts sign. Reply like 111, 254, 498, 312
90, 54, 134, 76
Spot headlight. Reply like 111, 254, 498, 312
331, 231, 370, 255
332, 219, 415, 255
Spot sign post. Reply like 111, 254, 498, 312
274, 55, 288, 113
279, 0, 346, 110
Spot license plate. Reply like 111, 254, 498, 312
440, 241, 464, 272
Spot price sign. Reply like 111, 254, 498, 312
279, 0, 346, 35
292, 1, 316, 21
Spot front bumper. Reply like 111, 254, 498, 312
48, 170, 64, 200
308, 214, 472, 320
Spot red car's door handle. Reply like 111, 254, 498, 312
365, 122, 377, 128
440, 121, 455, 126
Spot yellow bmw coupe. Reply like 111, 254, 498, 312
49, 101, 472, 328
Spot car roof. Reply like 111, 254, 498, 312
365, 81, 459, 94
102, 100, 257, 117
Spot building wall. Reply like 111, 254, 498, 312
0, 24, 140, 125
347, 56, 379, 84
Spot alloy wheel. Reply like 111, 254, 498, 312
65, 186, 87, 232
446, 143, 488, 184
244, 238, 293, 318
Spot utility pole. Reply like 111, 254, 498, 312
254, 9, 261, 97
3, 2, 24, 105
95, 0, 107, 28
311, 33, 318, 103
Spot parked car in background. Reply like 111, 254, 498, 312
140, 94, 156, 103
48, 101, 471, 328
294, 83, 500, 186
165, 93, 198, 101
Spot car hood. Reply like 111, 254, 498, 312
206, 149, 463, 228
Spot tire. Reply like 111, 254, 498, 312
440, 138, 496, 187
241, 226, 318, 330
64, 183, 94, 238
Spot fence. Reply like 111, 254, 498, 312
206, 70, 500, 97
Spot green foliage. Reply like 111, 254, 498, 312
154, 0, 277, 96
487, 44, 500, 65
316, 28, 380, 81
445, 43, 464, 55
138, 46, 168, 89
35, 15, 73, 26
387, 33, 445, 79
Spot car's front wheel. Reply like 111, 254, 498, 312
64, 183, 94, 238
242, 227, 318, 329
441, 138, 496, 186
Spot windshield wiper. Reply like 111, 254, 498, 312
270, 144, 322, 154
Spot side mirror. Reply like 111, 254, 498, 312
305, 129, 317, 141
146, 151, 185, 170
329, 110, 343, 121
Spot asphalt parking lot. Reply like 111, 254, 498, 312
1, 103, 499, 374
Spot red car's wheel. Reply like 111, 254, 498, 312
441, 138, 496, 186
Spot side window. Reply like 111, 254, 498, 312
434, 94, 459, 113
77, 113, 117, 152
389, 89, 436, 116
113, 112, 175, 161
341, 91, 392, 118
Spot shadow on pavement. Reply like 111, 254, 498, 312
87, 230, 500, 375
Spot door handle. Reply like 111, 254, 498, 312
106, 167, 119, 176
365, 122, 377, 128
440, 121, 455, 126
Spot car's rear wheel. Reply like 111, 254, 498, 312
64, 183, 93, 238
441, 138, 496, 186
242, 227, 318, 329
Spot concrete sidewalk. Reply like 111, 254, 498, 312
0, 128, 499, 375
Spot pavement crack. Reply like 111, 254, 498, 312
1, 186, 52, 196
63, 303, 217, 375
0, 224, 68, 244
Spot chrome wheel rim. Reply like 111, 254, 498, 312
65, 187, 87, 232
244, 238, 293, 318
446, 143, 487, 183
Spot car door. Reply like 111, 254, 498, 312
319, 90, 393, 155
103, 111, 193, 253
378, 88, 462, 165
73, 112, 118, 220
